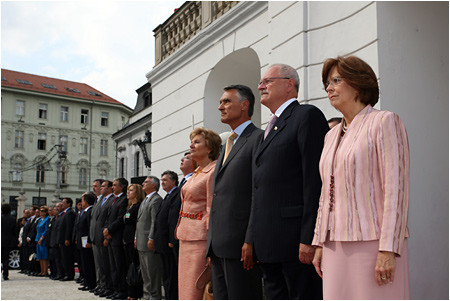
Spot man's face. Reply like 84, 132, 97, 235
112, 180, 122, 195
142, 177, 155, 194
35, 209, 40, 216
62, 199, 69, 210
180, 154, 193, 175
24, 210, 30, 218
258, 66, 291, 112
92, 181, 101, 196
218, 89, 248, 129
161, 174, 176, 193
100, 182, 112, 196
55, 203, 62, 213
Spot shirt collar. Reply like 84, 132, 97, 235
274, 98, 297, 118
146, 191, 157, 199
184, 173, 193, 181
167, 186, 177, 195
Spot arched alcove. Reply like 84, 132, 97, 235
203, 48, 261, 134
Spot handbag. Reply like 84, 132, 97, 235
126, 251, 143, 286
195, 265, 213, 300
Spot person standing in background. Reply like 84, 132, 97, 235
2, 204, 18, 280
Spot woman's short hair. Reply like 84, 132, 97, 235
40, 206, 49, 216
322, 55, 379, 106
190, 127, 222, 161
127, 184, 146, 207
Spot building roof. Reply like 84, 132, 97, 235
1, 68, 130, 108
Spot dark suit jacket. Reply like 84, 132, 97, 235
22, 216, 34, 247
168, 181, 186, 247
50, 215, 61, 248
57, 208, 76, 245
154, 187, 180, 254
251, 102, 328, 263
92, 194, 115, 246
123, 203, 141, 244
1, 214, 18, 249
104, 194, 128, 246
75, 208, 93, 250
46, 216, 55, 248
206, 123, 263, 259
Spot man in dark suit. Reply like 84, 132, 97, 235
58, 198, 77, 281
73, 199, 84, 284
92, 180, 115, 297
27, 207, 40, 276
135, 176, 163, 300
20, 208, 33, 274
1, 204, 18, 280
251, 64, 328, 299
103, 178, 129, 300
154, 170, 179, 300
167, 152, 193, 266
50, 202, 63, 280
89, 179, 104, 293
206, 84, 264, 299
76, 192, 97, 291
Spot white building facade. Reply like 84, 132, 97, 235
1, 69, 133, 213
144, 2, 448, 299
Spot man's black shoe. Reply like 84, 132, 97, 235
60, 276, 74, 281
112, 293, 127, 300
99, 290, 114, 298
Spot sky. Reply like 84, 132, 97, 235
1, 1, 185, 109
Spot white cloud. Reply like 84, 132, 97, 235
1, 0, 185, 108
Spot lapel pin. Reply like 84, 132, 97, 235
274, 126, 278, 130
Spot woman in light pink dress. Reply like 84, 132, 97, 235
312, 56, 410, 299
175, 127, 221, 300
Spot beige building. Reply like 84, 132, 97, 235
1, 69, 132, 215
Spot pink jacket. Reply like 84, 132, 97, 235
175, 160, 216, 241
312, 105, 410, 255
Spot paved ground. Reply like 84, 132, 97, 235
1, 270, 103, 300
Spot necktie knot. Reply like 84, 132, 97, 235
264, 115, 278, 139
223, 132, 238, 164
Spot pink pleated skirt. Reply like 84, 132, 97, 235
178, 240, 208, 300
322, 239, 409, 300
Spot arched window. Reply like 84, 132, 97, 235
79, 168, 87, 186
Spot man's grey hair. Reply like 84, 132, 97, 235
271, 63, 300, 92
148, 176, 160, 192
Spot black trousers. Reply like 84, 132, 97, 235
108, 243, 127, 294
80, 247, 96, 289
98, 243, 113, 291
124, 243, 143, 299
210, 251, 263, 300
159, 251, 178, 300
259, 260, 323, 300
48, 247, 58, 277
1, 247, 11, 279
60, 243, 75, 279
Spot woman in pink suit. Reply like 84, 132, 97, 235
176, 127, 221, 299
312, 56, 410, 299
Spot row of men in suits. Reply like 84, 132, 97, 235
19, 206, 44, 276
205, 64, 328, 300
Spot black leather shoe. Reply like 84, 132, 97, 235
94, 289, 105, 296
90, 287, 100, 293
106, 292, 118, 299
60, 276, 74, 281
78, 286, 89, 291
99, 291, 114, 298
112, 293, 127, 300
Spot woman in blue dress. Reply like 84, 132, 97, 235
35, 206, 50, 276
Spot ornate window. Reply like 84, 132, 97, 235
15, 130, 24, 148
80, 137, 88, 154
36, 163, 45, 183
97, 161, 110, 179
77, 159, 89, 187
38, 103, 47, 119
60, 135, 68, 152
37, 133, 46, 150
100, 139, 108, 156
11, 154, 26, 182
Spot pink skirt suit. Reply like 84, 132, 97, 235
175, 160, 216, 300
312, 105, 410, 299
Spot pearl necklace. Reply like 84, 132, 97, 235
342, 120, 349, 133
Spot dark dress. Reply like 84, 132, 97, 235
36, 216, 50, 260
123, 203, 143, 299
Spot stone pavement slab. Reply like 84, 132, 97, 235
1, 270, 103, 300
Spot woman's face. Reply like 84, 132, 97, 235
326, 66, 360, 111
127, 185, 137, 201
189, 134, 211, 162
39, 209, 46, 218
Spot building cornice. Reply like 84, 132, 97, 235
146, 1, 268, 86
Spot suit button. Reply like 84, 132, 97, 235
213, 193, 217, 197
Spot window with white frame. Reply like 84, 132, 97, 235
36, 164, 45, 183
12, 163, 23, 182
37, 133, 46, 150
100, 139, 108, 156
80, 137, 88, 154
60, 135, 68, 152
38, 103, 47, 119
81, 109, 89, 124
15, 130, 24, 148
79, 168, 87, 186
60, 106, 68, 122
16, 100, 25, 116
101, 112, 109, 127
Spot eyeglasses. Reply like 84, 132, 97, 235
324, 77, 344, 91
258, 77, 291, 87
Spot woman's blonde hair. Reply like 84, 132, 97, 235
127, 184, 146, 208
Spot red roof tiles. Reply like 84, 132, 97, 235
1, 68, 127, 107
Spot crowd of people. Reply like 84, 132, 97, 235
2, 56, 410, 300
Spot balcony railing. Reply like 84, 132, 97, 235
154, 1, 239, 66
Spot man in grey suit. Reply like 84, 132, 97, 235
135, 176, 164, 300
206, 84, 264, 299
88, 179, 104, 294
